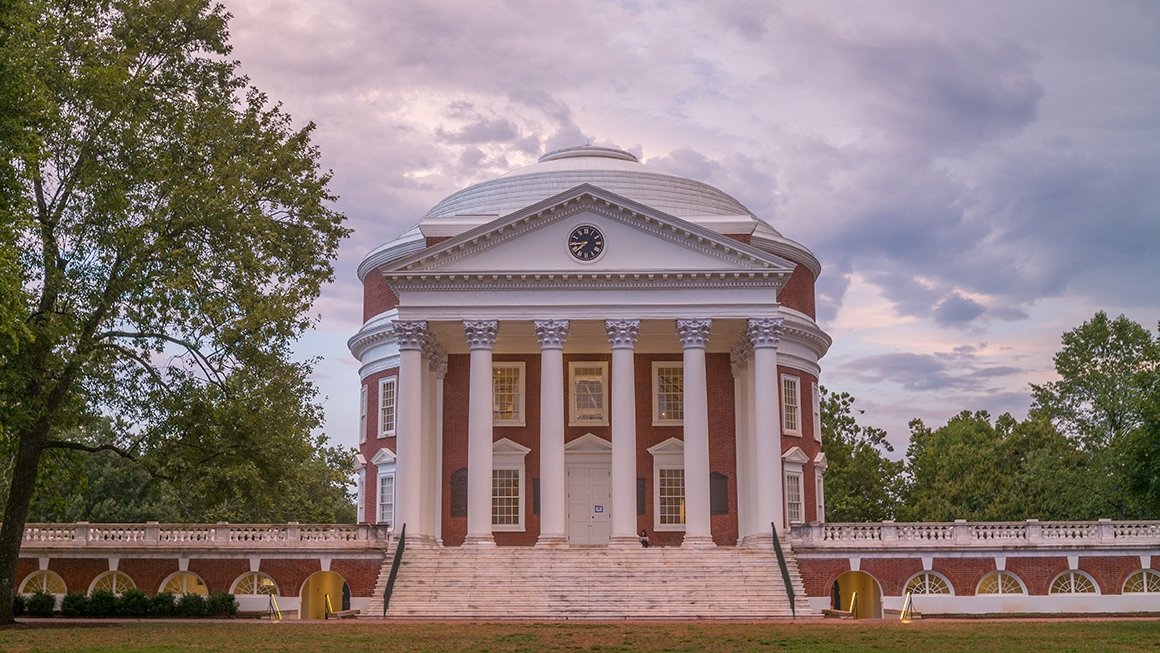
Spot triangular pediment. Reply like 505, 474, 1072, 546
493, 437, 532, 456
564, 432, 612, 454
370, 448, 396, 466
383, 185, 795, 279
782, 446, 810, 465
647, 437, 684, 456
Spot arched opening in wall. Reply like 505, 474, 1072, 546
299, 571, 349, 620
833, 571, 882, 619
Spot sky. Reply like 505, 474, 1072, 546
220, 0, 1159, 455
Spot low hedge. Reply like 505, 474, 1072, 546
16, 589, 239, 618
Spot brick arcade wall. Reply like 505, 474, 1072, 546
1079, 555, 1145, 595
797, 558, 851, 598
930, 557, 996, 596
860, 558, 924, 596
119, 558, 179, 595
187, 558, 251, 594
46, 558, 108, 594
1006, 556, 1069, 594
329, 558, 381, 597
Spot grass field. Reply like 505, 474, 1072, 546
2, 619, 1159, 652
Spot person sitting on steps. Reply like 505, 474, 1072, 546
639, 529, 650, 548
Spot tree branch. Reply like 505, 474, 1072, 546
43, 439, 138, 459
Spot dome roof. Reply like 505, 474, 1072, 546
422, 146, 770, 231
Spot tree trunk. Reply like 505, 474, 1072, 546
0, 424, 48, 625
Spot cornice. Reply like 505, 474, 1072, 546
386, 269, 788, 292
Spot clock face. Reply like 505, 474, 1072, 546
568, 225, 605, 261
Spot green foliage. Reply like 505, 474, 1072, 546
148, 592, 177, 618
86, 589, 117, 617
11, 592, 25, 617
118, 588, 150, 617
818, 388, 903, 521
206, 592, 238, 617
175, 593, 208, 618
24, 591, 55, 617
60, 592, 87, 617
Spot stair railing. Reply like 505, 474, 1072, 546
771, 521, 797, 618
382, 523, 407, 618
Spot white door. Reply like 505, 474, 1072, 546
567, 466, 611, 545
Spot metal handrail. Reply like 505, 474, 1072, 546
771, 521, 797, 618
382, 523, 407, 618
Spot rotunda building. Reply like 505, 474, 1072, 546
349, 146, 831, 548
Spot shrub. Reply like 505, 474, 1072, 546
206, 592, 238, 617
12, 593, 26, 617
25, 591, 56, 617
118, 588, 150, 617
176, 593, 208, 618
86, 589, 117, 617
149, 592, 177, 618
60, 592, 88, 617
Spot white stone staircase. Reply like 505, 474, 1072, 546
364, 539, 811, 619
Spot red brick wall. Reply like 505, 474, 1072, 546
187, 559, 250, 594
441, 353, 469, 546
798, 558, 850, 597
931, 558, 996, 596
491, 354, 541, 547
777, 264, 816, 319
330, 558, 383, 596
1079, 555, 1144, 595
46, 558, 108, 594
362, 271, 400, 322
15, 559, 36, 589
861, 558, 924, 596
1007, 556, 1068, 595
360, 365, 401, 523
426, 236, 451, 247
725, 233, 752, 246
776, 367, 822, 524
119, 558, 179, 595
260, 558, 322, 596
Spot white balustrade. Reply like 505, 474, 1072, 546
790, 519, 1160, 550
21, 522, 391, 552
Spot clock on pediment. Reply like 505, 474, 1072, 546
567, 224, 605, 262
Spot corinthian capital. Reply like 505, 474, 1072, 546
746, 317, 784, 349
394, 320, 429, 351
676, 318, 712, 348
604, 319, 640, 349
534, 320, 570, 350
463, 320, 498, 350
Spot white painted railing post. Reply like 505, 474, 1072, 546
1098, 518, 1113, 544
145, 521, 159, 544
287, 521, 301, 542
882, 520, 898, 543
214, 522, 229, 544
954, 519, 970, 545
1026, 519, 1041, 545
75, 521, 89, 544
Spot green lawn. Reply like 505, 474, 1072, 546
1, 619, 1158, 652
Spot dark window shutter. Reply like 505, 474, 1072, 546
710, 471, 728, 514
450, 467, 468, 517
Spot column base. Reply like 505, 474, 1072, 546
738, 533, 773, 548
462, 534, 496, 547
680, 533, 717, 549
535, 535, 568, 547
609, 535, 644, 548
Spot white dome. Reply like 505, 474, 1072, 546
423, 146, 775, 234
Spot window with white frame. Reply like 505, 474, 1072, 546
492, 438, 530, 531
652, 362, 684, 425
356, 464, 366, 522
19, 570, 66, 595
782, 375, 800, 435
231, 572, 279, 596
378, 473, 395, 527
89, 570, 135, 595
815, 474, 825, 523
812, 382, 822, 442
379, 376, 397, 438
905, 572, 953, 595
1123, 569, 1160, 593
161, 571, 208, 596
492, 363, 525, 426
977, 571, 1026, 595
359, 385, 368, 444
1050, 570, 1098, 594
658, 468, 686, 527
569, 362, 608, 426
785, 471, 803, 523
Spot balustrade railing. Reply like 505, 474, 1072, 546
792, 519, 1160, 549
22, 522, 391, 550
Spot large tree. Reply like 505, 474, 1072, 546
0, 0, 349, 623
818, 388, 904, 522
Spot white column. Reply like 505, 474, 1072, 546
431, 345, 447, 547
744, 347, 758, 537
606, 319, 640, 546
394, 320, 429, 543
677, 318, 714, 548
535, 320, 569, 546
746, 317, 785, 546
421, 341, 445, 544
731, 340, 752, 545
464, 320, 498, 546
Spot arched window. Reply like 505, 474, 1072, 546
1123, 569, 1160, 594
976, 571, 1025, 595
904, 571, 953, 595
1049, 570, 1098, 594
89, 571, 135, 595
160, 571, 208, 596
231, 571, 280, 596
20, 570, 66, 595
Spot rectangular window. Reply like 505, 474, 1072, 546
812, 382, 822, 443
491, 468, 522, 529
786, 472, 803, 523
782, 375, 800, 435
658, 468, 686, 527
356, 468, 366, 522
492, 363, 525, 426
652, 362, 684, 425
569, 362, 609, 426
379, 376, 397, 438
816, 474, 825, 523
378, 474, 395, 527
359, 386, 368, 444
